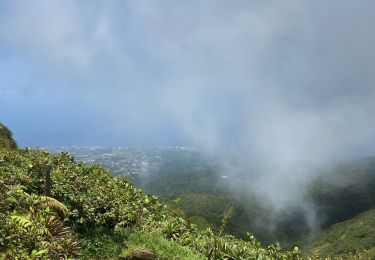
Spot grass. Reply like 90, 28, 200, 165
80, 228, 204, 260
121, 229, 204, 260
79, 228, 126, 258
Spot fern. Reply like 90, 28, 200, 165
40, 196, 69, 219
10, 214, 35, 232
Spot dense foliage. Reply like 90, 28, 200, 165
0, 145, 305, 259
0, 123, 17, 149
305, 209, 375, 258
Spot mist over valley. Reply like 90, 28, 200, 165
45, 146, 375, 248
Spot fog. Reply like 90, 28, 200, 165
1, 0, 375, 230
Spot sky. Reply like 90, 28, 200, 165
0, 1, 373, 146
2, 1, 375, 205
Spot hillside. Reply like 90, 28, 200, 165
46, 145, 375, 257
0, 124, 303, 259
54, 146, 317, 245
305, 209, 375, 258
0, 123, 17, 149
2, 123, 375, 259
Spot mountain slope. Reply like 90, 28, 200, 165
44, 145, 375, 258
0, 125, 303, 259
305, 209, 375, 258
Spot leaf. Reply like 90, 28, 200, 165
41, 196, 69, 219
31, 248, 48, 257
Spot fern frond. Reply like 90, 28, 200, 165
40, 196, 69, 219
10, 214, 35, 232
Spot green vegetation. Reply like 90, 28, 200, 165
0, 123, 17, 149
139, 151, 375, 250
0, 124, 304, 259
169, 193, 234, 230
1, 123, 374, 259
121, 229, 204, 260
305, 209, 375, 259
309, 157, 375, 229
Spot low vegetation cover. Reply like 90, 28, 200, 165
0, 123, 371, 259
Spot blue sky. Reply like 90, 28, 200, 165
1, 0, 375, 165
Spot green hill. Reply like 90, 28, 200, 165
0, 125, 303, 259
305, 209, 375, 258
139, 155, 375, 250
0, 123, 17, 149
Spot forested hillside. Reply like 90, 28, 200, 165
0, 123, 304, 259
305, 209, 375, 258
39, 146, 375, 258
136, 150, 375, 249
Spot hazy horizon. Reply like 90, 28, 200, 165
1, 1, 375, 150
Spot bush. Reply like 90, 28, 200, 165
0, 123, 17, 149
